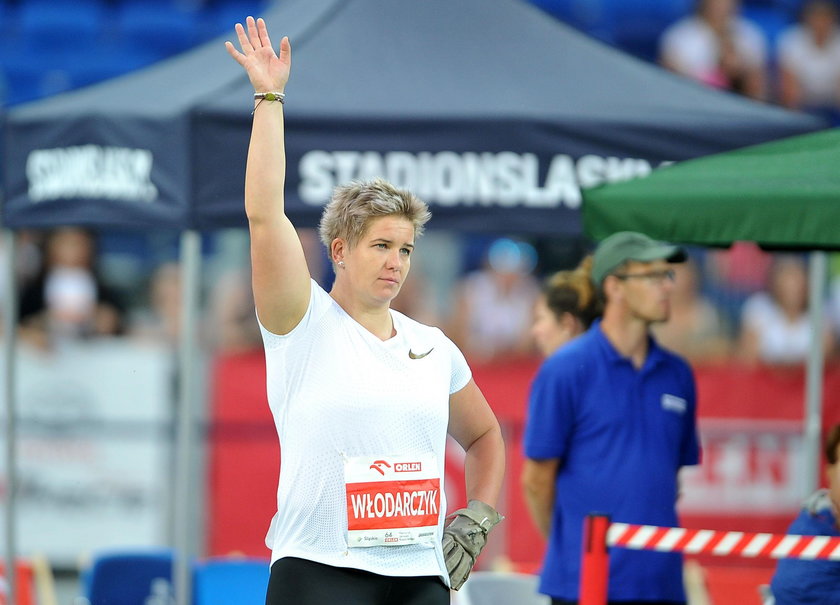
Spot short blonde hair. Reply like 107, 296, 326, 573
318, 178, 431, 251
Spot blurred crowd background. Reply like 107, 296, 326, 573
1, 0, 840, 364
4, 220, 840, 369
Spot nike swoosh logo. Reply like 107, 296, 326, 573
408, 347, 434, 360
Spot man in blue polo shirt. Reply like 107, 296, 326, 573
523, 231, 701, 604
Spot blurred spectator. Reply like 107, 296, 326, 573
129, 261, 182, 346
777, 0, 840, 124
13, 230, 45, 288
651, 258, 733, 362
769, 423, 840, 603
448, 238, 540, 361
737, 255, 833, 364
18, 227, 125, 348
530, 256, 601, 358
206, 267, 262, 354
704, 241, 773, 326
297, 227, 327, 288
0, 231, 43, 334
659, 0, 768, 99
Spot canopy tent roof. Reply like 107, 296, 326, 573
582, 128, 840, 250
2, 0, 824, 234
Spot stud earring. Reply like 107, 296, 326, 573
338, 260, 345, 268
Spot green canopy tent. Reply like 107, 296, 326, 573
581, 127, 840, 495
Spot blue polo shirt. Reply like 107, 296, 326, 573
770, 491, 840, 604
524, 320, 700, 602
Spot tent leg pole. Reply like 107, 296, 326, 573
2, 229, 18, 605
804, 251, 827, 497
174, 230, 201, 605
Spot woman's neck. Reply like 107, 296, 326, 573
330, 288, 395, 341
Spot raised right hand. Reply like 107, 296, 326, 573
225, 16, 291, 94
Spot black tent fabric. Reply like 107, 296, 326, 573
2, 0, 824, 234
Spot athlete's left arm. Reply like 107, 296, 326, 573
448, 378, 505, 507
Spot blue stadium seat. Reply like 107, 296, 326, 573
742, 5, 795, 53
531, 0, 617, 43
193, 557, 270, 605
203, 0, 270, 39
605, 0, 694, 61
743, 0, 803, 17
83, 549, 176, 605
69, 43, 165, 88
115, 1, 203, 59
1, 39, 161, 106
2, 50, 76, 105
17, 0, 108, 52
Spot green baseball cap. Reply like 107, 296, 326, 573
592, 231, 686, 285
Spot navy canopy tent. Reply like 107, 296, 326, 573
1, 0, 823, 235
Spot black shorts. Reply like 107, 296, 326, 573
265, 557, 450, 605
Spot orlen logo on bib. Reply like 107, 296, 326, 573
394, 462, 421, 472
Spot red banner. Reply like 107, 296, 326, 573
207, 350, 840, 572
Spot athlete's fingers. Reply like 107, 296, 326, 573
257, 17, 273, 52
224, 41, 247, 66
246, 15, 262, 48
234, 22, 253, 54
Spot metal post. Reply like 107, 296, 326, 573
174, 230, 201, 605
2, 229, 18, 605
804, 251, 827, 496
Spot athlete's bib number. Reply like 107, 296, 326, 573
344, 454, 441, 547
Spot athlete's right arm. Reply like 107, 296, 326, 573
225, 17, 311, 335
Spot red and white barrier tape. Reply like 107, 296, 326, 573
607, 523, 840, 560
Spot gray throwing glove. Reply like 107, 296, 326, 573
441, 499, 503, 590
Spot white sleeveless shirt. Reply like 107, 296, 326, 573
259, 280, 471, 583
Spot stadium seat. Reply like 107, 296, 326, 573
743, 0, 803, 17
457, 571, 550, 605
115, 1, 203, 59
605, 0, 694, 62
203, 0, 270, 38
525, 0, 616, 44
0, 41, 157, 106
192, 556, 270, 605
741, 5, 795, 52
2, 51, 76, 105
17, 0, 108, 52
82, 549, 176, 605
